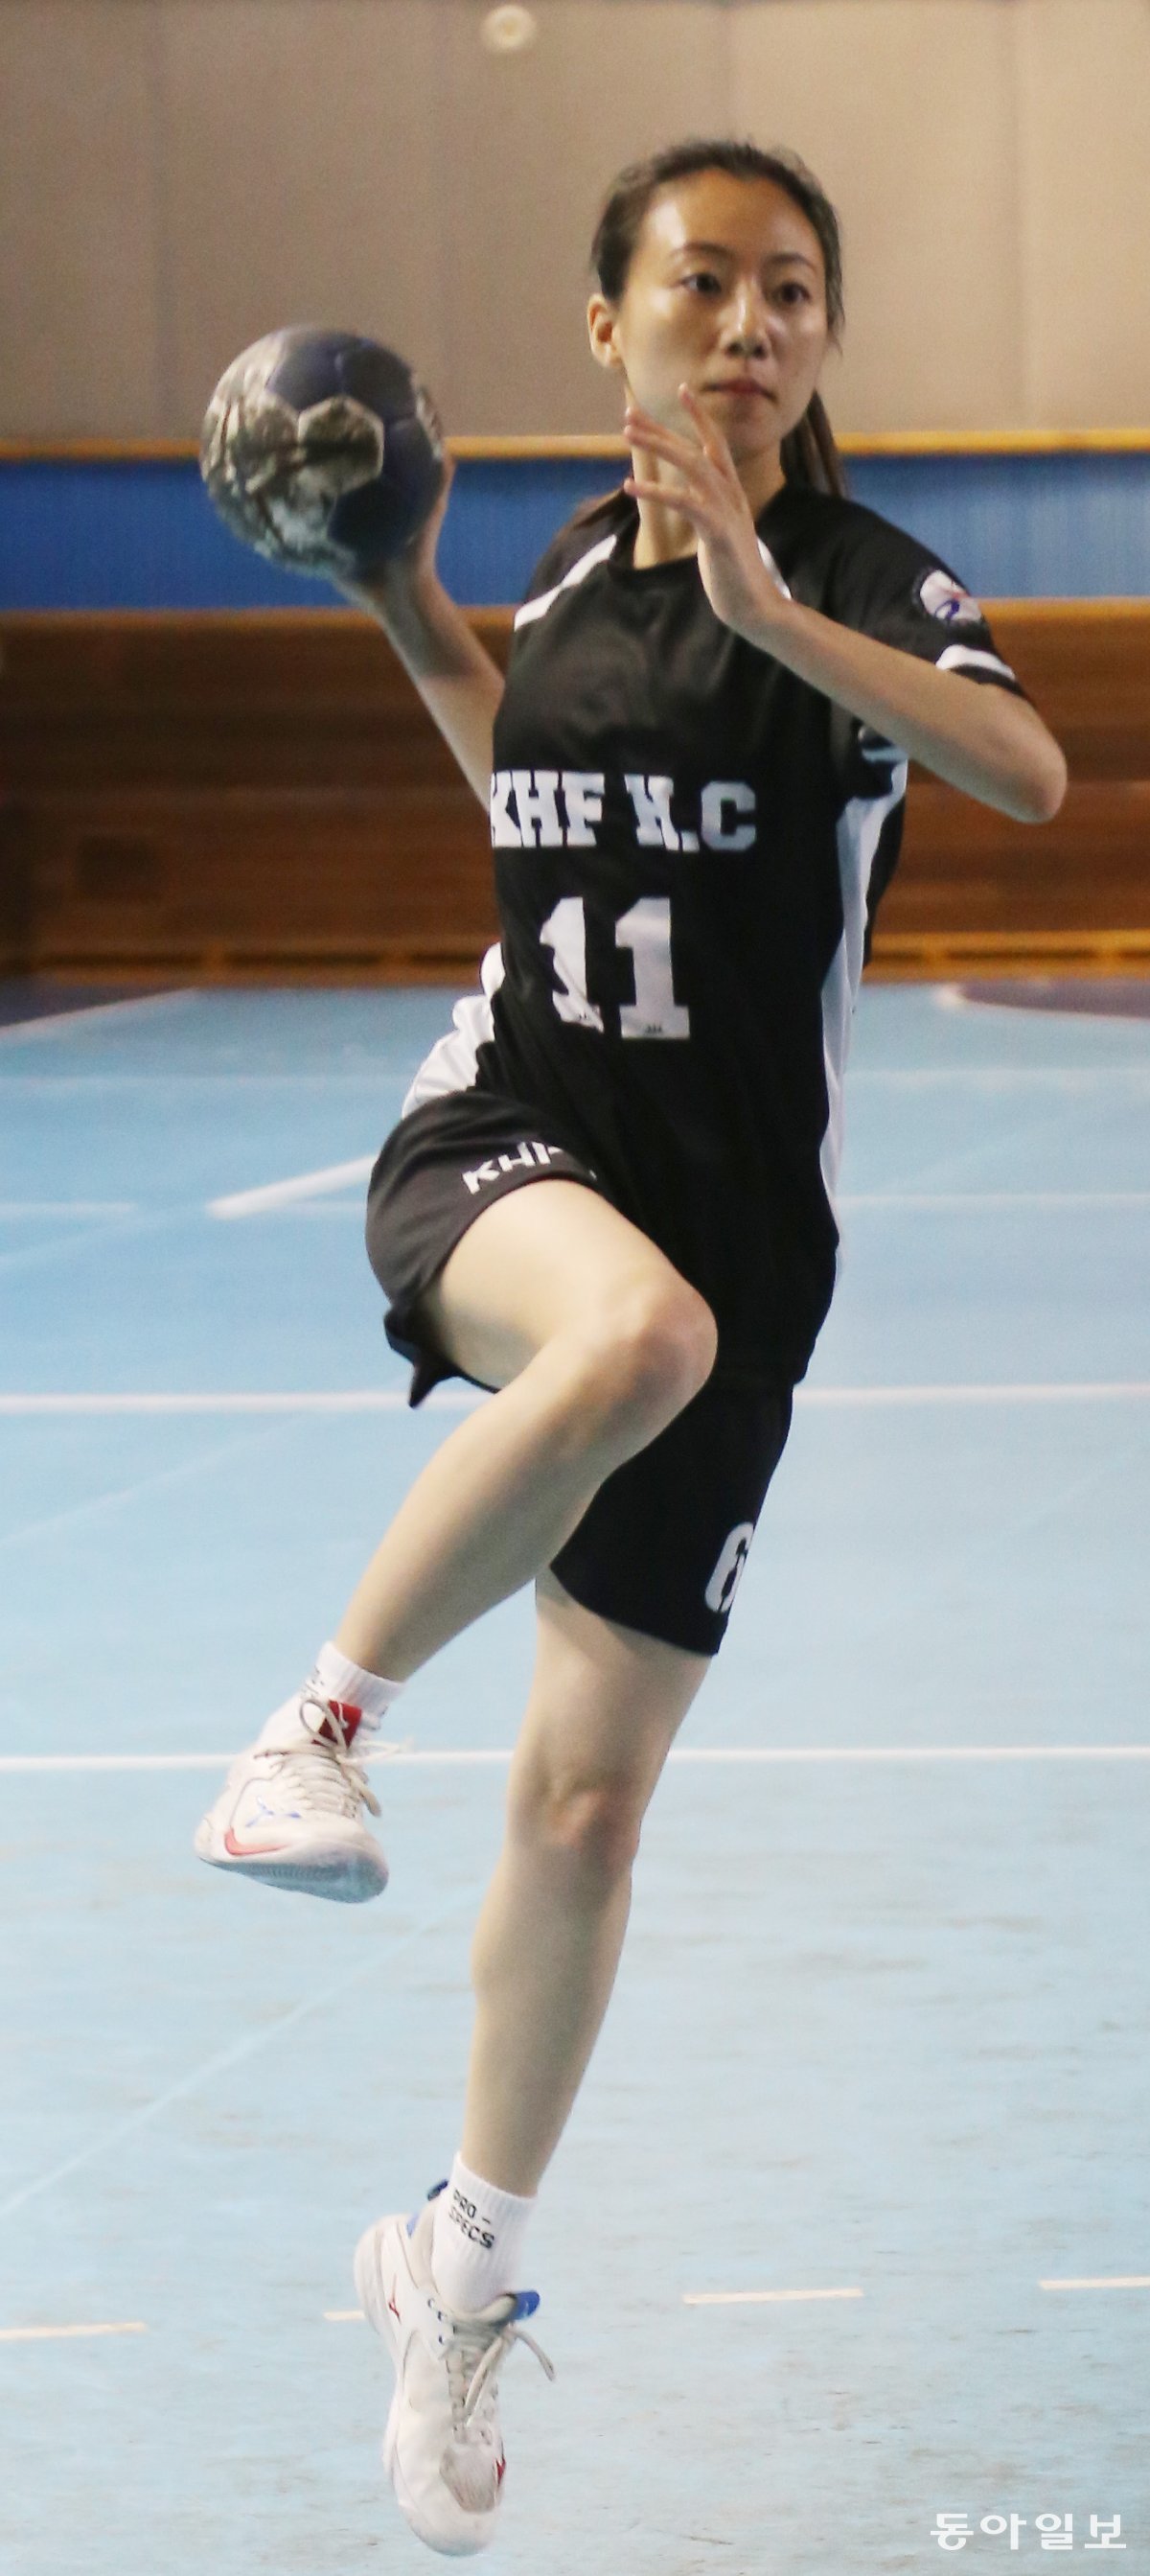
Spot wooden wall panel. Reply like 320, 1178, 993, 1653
1, 606, 1147, 980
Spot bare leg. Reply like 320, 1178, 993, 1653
459, 1574, 708, 2195
336, 1182, 716, 1678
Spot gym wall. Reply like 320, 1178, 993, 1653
1, 0, 1148, 443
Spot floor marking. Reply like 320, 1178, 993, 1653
206, 1183, 1150, 1221
1, 1383, 1148, 1417
321, 2292, 869, 2315
3, 1747, 1148, 1774
0, 2320, 147, 2342
665, 1745, 1150, 1764
0, 991, 195, 1046
208, 1156, 376, 1218
11, 1067, 1150, 1092
0, 1390, 479, 1415
242, 1202, 367, 1218
840, 1192, 1150, 1211
683, 2287, 863, 2306
849, 1068, 1150, 1086
207, 1192, 1150, 1221
0, 1202, 140, 1220
1040, 2275, 1150, 2291
800, 1383, 1150, 1406
2, 1074, 402, 1089
0, 1876, 486, 2223
0, 1418, 301, 1556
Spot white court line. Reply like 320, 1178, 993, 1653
211, 1170, 1150, 1224
1040, 2275, 1150, 2291
683, 2287, 863, 2306
322, 2290, 864, 2316
213, 1193, 1150, 1218
0, 1875, 486, 2222
798, 1384, 1150, 1405
208, 1157, 376, 1218
0, 1416, 304, 1559
840, 1192, 1150, 1211
3, 1746, 1148, 1774
849, 1068, 1150, 1085
0, 1389, 478, 1418
12, 1067, 1150, 1092
0, 991, 195, 1046
1, 1383, 1148, 1417
0, 1202, 139, 1220
664, 1745, 1150, 1762
0, 2320, 147, 2342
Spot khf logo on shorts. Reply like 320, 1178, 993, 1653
462, 1141, 567, 1195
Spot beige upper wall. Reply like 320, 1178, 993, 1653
0, 0, 163, 436
161, 1, 448, 432
437, 2, 729, 434
731, 0, 1026, 434
0, 0, 1146, 439
1016, 0, 1150, 427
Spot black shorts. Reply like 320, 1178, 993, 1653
365, 1091, 793, 1657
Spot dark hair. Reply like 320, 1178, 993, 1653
590, 136, 847, 499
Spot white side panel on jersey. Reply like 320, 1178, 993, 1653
401, 944, 506, 1117
936, 642, 1019, 684
819, 762, 908, 1214
513, 533, 619, 630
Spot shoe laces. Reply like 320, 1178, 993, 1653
444, 2306, 556, 2436
262, 1689, 410, 1823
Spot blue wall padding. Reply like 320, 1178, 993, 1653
1, 449, 1147, 608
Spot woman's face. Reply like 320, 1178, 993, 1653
588, 168, 831, 462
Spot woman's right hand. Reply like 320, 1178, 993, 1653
337, 449, 456, 616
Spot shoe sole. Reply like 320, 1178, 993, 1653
194, 1823, 387, 1903
355, 2219, 496, 2560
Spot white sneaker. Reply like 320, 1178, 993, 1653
194, 1683, 401, 1903
355, 2178, 556, 2557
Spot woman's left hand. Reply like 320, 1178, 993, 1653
623, 386, 791, 640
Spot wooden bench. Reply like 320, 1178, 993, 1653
1, 604, 1147, 979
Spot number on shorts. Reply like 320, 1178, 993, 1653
538, 895, 690, 1040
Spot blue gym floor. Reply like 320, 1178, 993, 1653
2, 979, 1147, 2575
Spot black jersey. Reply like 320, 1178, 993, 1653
404, 482, 1031, 1385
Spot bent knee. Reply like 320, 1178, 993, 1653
577, 1274, 717, 1437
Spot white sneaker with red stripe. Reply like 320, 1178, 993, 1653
194, 1684, 400, 1902
355, 2178, 556, 2557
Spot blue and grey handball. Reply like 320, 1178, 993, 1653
199, 328, 447, 579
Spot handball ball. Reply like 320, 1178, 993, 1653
199, 328, 447, 580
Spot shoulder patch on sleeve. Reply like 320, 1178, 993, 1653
915, 567, 985, 626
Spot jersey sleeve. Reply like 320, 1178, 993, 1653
828, 508, 1033, 779
836, 511, 1030, 689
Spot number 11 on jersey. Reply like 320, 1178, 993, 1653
539, 895, 691, 1040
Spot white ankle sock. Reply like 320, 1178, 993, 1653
311, 1640, 402, 1728
430, 2153, 537, 2314
254, 1643, 402, 1753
